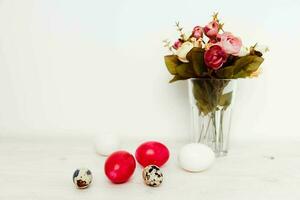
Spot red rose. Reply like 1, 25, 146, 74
204, 21, 219, 38
192, 26, 203, 40
172, 39, 182, 50
204, 45, 228, 70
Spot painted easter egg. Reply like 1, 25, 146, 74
135, 141, 170, 167
104, 151, 136, 184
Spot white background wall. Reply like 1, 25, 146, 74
0, 0, 299, 141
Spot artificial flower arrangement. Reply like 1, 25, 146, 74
163, 13, 268, 116
163, 13, 268, 155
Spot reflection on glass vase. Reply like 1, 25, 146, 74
188, 78, 237, 157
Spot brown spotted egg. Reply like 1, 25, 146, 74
142, 165, 163, 187
73, 168, 92, 189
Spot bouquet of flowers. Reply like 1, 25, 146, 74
163, 13, 268, 116
163, 13, 268, 155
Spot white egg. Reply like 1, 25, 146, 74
94, 134, 120, 156
178, 143, 215, 172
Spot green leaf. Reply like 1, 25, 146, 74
165, 55, 197, 83
186, 48, 207, 76
232, 56, 264, 78
215, 66, 235, 78
219, 92, 232, 109
169, 75, 187, 83
191, 79, 231, 115
234, 55, 264, 72
164, 55, 179, 75
216, 55, 264, 79
192, 80, 217, 115
164, 54, 199, 83
176, 63, 196, 78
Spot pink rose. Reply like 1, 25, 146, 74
192, 26, 203, 40
204, 21, 219, 38
217, 32, 242, 56
172, 40, 182, 50
204, 45, 228, 70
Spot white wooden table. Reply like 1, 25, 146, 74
1, 136, 300, 200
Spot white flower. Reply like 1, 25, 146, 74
237, 46, 250, 57
190, 37, 202, 48
176, 42, 194, 63
254, 44, 269, 54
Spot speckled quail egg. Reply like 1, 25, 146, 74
72, 168, 92, 189
142, 165, 163, 187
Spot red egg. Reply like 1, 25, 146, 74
135, 141, 170, 167
104, 151, 136, 184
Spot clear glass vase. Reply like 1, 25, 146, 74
188, 78, 237, 157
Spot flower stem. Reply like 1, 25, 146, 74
201, 115, 212, 143
219, 108, 225, 153
212, 111, 218, 153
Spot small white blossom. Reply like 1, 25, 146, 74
190, 37, 202, 48
237, 46, 250, 57
176, 42, 194, 63
254, 44, 269, 54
